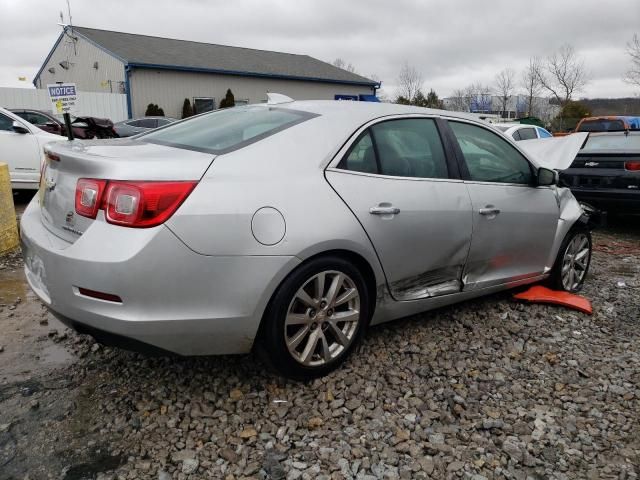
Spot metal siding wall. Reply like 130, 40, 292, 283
130, 69, 373, 118
0, 87, 128, 122
35, 34, 125, 93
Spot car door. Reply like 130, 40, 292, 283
0, 113, 42, 187
446, 120, 560, 290
326, 117, 473, 301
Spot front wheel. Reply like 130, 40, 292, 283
549, 227, 592, 292
258, 256, 371, 380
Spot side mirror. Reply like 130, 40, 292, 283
537, 167, 558, 186
12, 121, 30, 134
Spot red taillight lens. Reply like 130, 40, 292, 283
624, 161, 640, 171
75, 179, 107, 218
74, 179, 196, 228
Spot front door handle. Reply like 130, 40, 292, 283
369, 205, 400, 215
478, 206, 501, 216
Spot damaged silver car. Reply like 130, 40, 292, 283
21, 96, 592, 379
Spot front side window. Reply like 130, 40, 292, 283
338, 118, 449, 179
0, 113, 14, 131
142, 106, 317, 154
450, 121, 533, 185
26, 112, 51, 125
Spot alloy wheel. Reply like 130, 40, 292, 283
561, 233, 590, 291
284, 270, 361, 367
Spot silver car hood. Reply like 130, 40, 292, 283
518, 133, 588, 171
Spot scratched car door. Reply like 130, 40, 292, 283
446, 120, 560, 290
326, 117, 473, 301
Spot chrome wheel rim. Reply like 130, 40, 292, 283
561, 233, 590, 291
285, 270, 361, 367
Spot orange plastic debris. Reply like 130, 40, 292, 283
513, 285, 592, 314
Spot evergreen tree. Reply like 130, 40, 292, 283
425, 89, 445, 109
181, 99, 194, 119
219, 89, 236, 108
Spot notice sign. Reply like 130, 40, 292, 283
47, 83, 78, 115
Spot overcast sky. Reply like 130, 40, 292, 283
1, 0, 639, 99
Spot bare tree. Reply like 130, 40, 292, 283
521, 57, 543, 116
396, 61, 423, 102
537, 44, 589, 107
469, 83, 492, 112
449, 88, 468, 111
332, 58, 357, 74
494, 68, 515, 118
624, 33, 640, 89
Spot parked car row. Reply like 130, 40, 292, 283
0, 107, 180, 189
10, 109, 118, 139
494, 123, 553, 141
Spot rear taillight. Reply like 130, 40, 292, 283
75, 179, 196, 227
624, 161, 640, 171
75, 179, 107, 218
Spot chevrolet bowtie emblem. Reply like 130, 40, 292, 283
584, 162, 599, 167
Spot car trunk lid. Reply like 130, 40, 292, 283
39, 138, 215, 243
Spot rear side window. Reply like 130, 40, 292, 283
518, 128, 537, 140
142, 106, 318, 154
338, 118, 449, 179
450, 121, 533, 185
342, 131, 377, 174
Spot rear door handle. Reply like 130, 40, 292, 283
478, 206, 501, 216
369, 206, 400, 215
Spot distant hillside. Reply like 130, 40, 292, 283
579, 97, 640, 116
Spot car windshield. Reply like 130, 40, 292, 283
577, 119, 626, 132
141, 106, 318, 154
582, 133, 640, 151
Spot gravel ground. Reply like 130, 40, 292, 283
0, 219, 639, 480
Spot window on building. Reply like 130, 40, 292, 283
193, 98, 215, 114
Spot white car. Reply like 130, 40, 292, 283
494, 123, 553, 141
0, 107, 61, 189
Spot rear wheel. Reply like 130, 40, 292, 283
549, 227, 592, 292
258, 256, 371, 379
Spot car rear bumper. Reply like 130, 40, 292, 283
20, 198, 300, 355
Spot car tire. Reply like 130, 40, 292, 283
548, 226, 592, 293
258, 256, 371, 380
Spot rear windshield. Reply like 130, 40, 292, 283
141, 106, 318, 154
577, 119, 625, 132
582, 133, 640, 151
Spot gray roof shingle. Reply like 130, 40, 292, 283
72, 26, 377, 86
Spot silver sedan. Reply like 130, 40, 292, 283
21, 97, 592, 379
